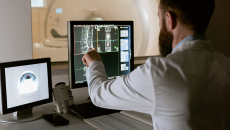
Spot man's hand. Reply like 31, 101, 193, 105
82, 48, 102, 67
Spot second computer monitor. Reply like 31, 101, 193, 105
68, 21, 134, 89
0, 58, 52, 123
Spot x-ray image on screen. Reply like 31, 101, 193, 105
5, 63, 49, 109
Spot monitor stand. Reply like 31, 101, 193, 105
0, 107, 45, 123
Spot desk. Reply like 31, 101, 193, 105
0, 103, 95, 130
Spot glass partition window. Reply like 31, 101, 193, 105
31, 0, 160, 62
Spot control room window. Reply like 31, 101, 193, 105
31, 0, 160, 62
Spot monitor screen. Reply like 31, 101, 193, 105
5, 63, 49, 109
68, 21, 134, 89
0, 58, 52, 114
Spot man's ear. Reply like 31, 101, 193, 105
165, 11, 177, 31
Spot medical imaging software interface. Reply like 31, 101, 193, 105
73, 25, 132, 83
5, 63, 49, 109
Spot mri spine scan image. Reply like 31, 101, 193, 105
80, 27, 94, 53
105, 26, 112, 52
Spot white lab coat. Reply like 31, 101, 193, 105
86, 40, 230, 130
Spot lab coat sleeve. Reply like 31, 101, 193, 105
86, 60, 155, 114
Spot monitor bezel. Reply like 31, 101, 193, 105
0, 58, 52, 115
68, 21, 134, 89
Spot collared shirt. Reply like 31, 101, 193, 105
172, 34, 206, 53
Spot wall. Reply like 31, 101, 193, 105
0, 0, 32, 62
206, 0, 230, 57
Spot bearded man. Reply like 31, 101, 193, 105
82, 0, 230, 129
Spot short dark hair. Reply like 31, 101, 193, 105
160, 0, 215, 34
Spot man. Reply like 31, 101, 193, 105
82, 0, 230, 129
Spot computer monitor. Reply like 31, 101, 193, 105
68, 21, 134, 89
0, 58, 52, 123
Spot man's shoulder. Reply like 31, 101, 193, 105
173, 40, 214, 52
145, 56, 180, 72
145, 41, 230, 74
146, 54, 182, 66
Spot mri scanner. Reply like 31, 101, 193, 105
33, 0, 160, 62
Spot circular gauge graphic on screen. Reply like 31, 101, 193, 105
18, 71, 38, 95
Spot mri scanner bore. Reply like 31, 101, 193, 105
5, 63, 49, 109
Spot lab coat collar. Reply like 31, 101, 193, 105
171, 39, 215, 53
172, 34, 207, 53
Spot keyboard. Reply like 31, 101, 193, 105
68, 102, 120, 119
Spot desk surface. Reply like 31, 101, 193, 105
0, 103, 95, 130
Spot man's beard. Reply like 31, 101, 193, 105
159, 19, 173, 57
